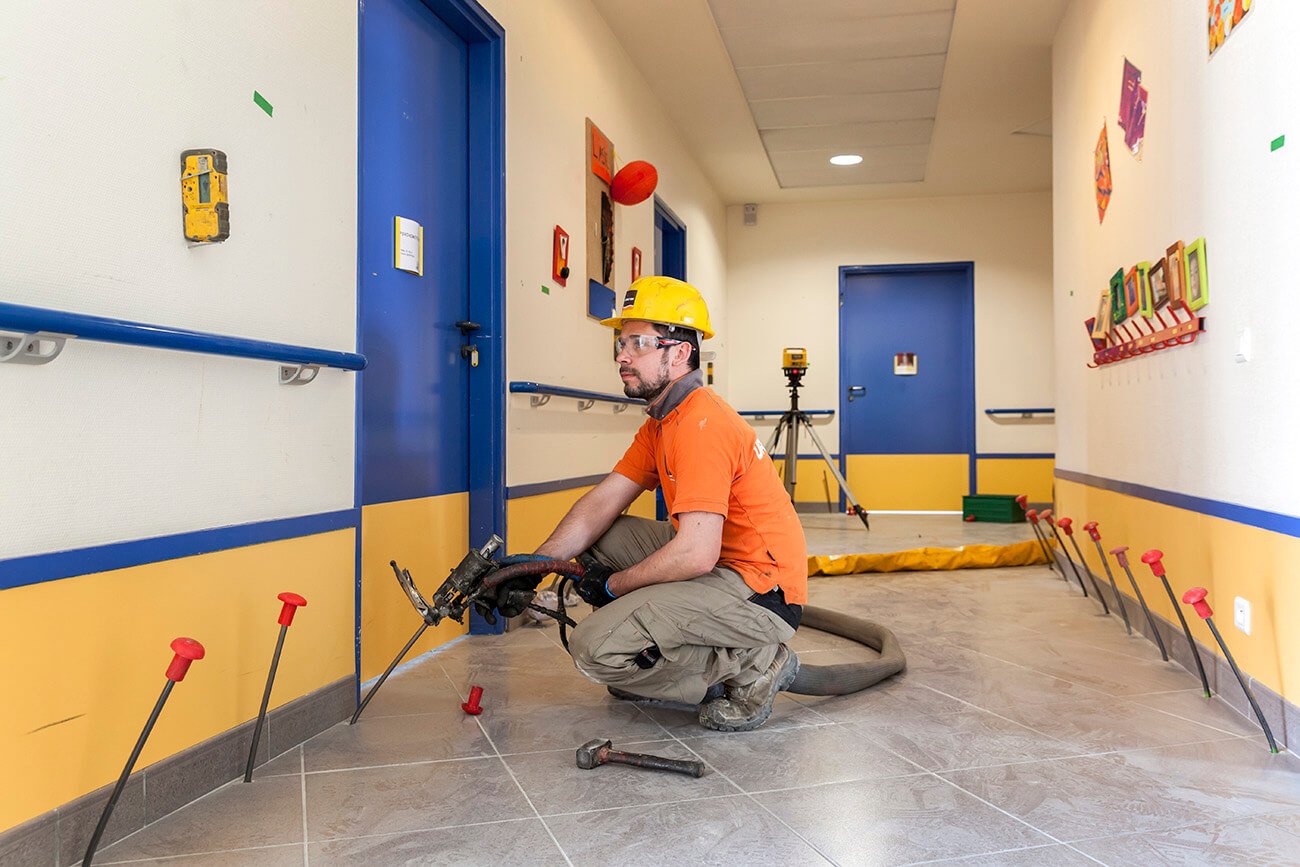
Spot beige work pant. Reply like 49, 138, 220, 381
568, 516, 796, 704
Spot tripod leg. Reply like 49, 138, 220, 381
798, 414, 869, 530
784, 412, 799, 500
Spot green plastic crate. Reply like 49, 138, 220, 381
962, 494, 1025, 523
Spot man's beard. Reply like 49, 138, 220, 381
621, 356, 671, 400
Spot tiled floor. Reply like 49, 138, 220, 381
94, 516, 1300, 865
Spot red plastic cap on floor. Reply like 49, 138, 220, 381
1182, 587, 1213, 619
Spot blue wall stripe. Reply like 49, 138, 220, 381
1055, 468, 1300, 539
507, 474, 608, 499
977, 453, 1056, 460
0, 510, 358, 591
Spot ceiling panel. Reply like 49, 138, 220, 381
717, 12, 953, 67
774, 164, 927, 188
769, 145, 931, 174
750, 89, 941, 129
708, 0, 954, 30
737, 54, 947, 101
761, 119, 935, 153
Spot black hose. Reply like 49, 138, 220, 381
787, 606, 906, 695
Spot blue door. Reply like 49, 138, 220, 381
839, 264, 975, 510
360, 0, 470, 503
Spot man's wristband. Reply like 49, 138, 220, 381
605, 577, 617, 599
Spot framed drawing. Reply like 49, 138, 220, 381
1135, 261, 1153, 316
1148, 258, 1169, 310
1110, 268, 1127, 323
1166, 241, 1187, 309
1091, 292, 1113, 339
1123, 266, 1141, 318
1184, 237, 1210, 310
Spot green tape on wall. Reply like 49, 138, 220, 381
253, 91, 274, 117
1271, 135, 1285, 152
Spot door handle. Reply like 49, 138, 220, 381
847, 386, 865, 402
455, 320, 481, 336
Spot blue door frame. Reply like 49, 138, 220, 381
652, 197, 686, 521
837, 262, 977, 507
355, 0, 507, 678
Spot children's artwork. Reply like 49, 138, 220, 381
1091, 292, 1113, 339
1110, 268, 1127, 323
1148, 258, 1169, 310
1184, 237, 1210, 310
1123, 266, 1141, 318
1094, 124, 1113, 223
1135, 261, 1153, 316
590, 123, 614, 184
1209, 0, 1253, 57
1086, 317, 1107, 351
1117, 59, 1147, 158
1166, 240, 1187, 308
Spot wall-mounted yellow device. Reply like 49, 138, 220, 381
181, 149, 229, 243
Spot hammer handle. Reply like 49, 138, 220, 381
607, 749, 704, 778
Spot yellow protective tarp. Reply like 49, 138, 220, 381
808, 539, 1050, 575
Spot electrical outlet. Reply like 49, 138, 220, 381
1233, 596, 1251, 635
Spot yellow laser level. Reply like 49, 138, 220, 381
783, 347, 808, 370
180, 149, 229, 243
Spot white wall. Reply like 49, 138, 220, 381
726, 193, 1055, 455
1053, 0, 1300, 516
0, 2, 357, 557
479, 0, 729, 488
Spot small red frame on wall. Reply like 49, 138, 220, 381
553, 225, 570, 286
631, 247, 642, 282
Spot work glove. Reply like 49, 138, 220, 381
573, 560, 618, 608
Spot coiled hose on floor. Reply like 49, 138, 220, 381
482, 560, 906, 696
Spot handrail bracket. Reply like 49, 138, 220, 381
0, 331, 70, 366
279, 363, 321, 386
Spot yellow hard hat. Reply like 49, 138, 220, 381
601, 275, 714, 339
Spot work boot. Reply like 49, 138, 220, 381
607, 683, 725, 706
697, 645, 799, 732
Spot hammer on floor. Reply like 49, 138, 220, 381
576, 738, 705, 778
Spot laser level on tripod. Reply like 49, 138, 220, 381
767, 347, 870, 531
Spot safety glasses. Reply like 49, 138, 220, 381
613, 333, 685, 359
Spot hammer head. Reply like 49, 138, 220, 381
576, 738, 612, 769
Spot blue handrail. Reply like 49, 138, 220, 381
739, 409, 834, 417
984, 408, 1054, 417
0, 301, 366, 370
510, 381, 645, 406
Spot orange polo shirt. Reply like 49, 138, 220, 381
613, 386, 808, 604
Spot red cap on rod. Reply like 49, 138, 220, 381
277, 592, 308, 627
165, 637, 206, 682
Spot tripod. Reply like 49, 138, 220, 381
765, 365, 870, 531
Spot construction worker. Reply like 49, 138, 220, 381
533, 276, 807, 731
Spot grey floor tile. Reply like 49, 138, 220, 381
852, 709, 1085, 772
93, 775, 304, 863
309, 817, 566, 865
788, 679, 973, 724
545, 794, 830, 865
942, 741, 1300, 843
684, 723, 924, 791
788, 627, 868, 653
479, 697, 669, 753
1072, 814, 1300, 866
353, 667, 465, 719
991, 696, 1237, 753
924, 843, 1099, 865
302, 707, 494, 772
305, 757, 533, 842
755, 773, 1053, 865
96, 844, 305, 865
255, 745, 303, 779
1126, 688, 1264, 738
503, 739, 738, 815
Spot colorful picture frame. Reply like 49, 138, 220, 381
1135, 261, 1153, 317
1110, 268, 1127, 323
1123, 266, 1140, 318
1184, 237, 1210, 311
1148, 258, 1169, 310
1166, 241, 1187, 309
1086, 317, 1106, 351
1091, 292, 1113, 340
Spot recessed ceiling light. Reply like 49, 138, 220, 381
829, 154, 863, 166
